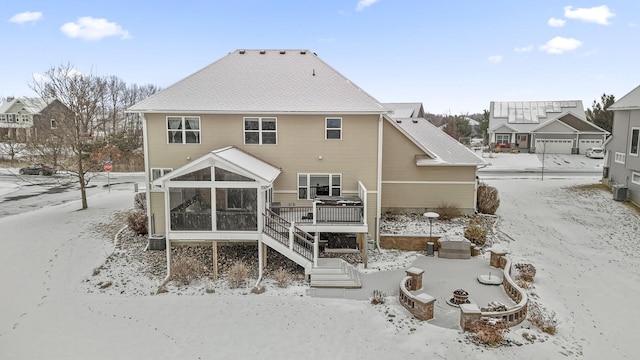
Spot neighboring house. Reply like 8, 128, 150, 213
129, 49, 485, 285
0, 97, 70, 142
488, 100, 609, 154
603, 85, 640, 205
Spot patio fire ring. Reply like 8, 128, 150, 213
446, 289, 470, 307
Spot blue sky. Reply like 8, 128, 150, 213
2, 1, 639, 114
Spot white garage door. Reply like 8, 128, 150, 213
579, 139, 603, 154
535, 139, 573, 154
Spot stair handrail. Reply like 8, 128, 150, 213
263, 209, 315, 263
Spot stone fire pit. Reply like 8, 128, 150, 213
446, 289, 470, 307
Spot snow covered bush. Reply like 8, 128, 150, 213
170, 257, 205, 285
464, 224, 487, 245
528, 301, 557, 335
436, 202, 462, 220
477, 183, 500, 215
370, 289, 386, 305
470, 317, 509, 346
127, 209, 148, 235
134, 192, 146, 211
515, 263, 537, 282
272, 268, 291, 288
227, 260, 249, 288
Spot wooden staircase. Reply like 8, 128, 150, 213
262, 210, 361, 289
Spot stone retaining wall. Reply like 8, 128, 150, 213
380, 234, 440, 251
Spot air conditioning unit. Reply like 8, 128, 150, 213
613, 185, 628, 201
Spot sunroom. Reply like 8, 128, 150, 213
152, 146, 281, 241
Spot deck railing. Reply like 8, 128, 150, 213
263, 209, 315, 263
271, 203, 364, 224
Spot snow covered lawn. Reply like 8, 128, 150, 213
0, 177, 638, 359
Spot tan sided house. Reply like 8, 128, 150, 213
129, 49, 485, 287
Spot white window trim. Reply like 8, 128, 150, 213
632, 172, 640, 185
50, 119, 57, 129
325, 117, 342, 140
496, 134, 510, 144
297, 173, 342, 200
167, 116, 201, 144
630, 127, 639, 156
614, 152, 626, 164
243, 117, 277, 145
151, 168, 173, 181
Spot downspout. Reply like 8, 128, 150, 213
376, 114, 383, 251
141, 113, 152, 235
253, 185, 267, 289
160, 184, 172, 288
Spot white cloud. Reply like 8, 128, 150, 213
539, 36, 582, 54
514, 45, 533, 53
488, 55, 503, 63
548, 17, 566, 27
356, 0, 379, 11
564, 5, 615, 25
9, 11, 43, 24
60, 16, 131, 41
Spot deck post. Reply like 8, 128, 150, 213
358, 233, 367, 268
211, 241, 218, 280
312, 201, 317, 225
313, 232, 319, 267
262, 243, 268, 268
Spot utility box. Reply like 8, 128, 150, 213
613, 185, 628, 201
148, 235, 166, 250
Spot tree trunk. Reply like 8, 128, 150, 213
78, 154, 88, 209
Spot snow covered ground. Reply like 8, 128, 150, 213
0, 158, 638, 359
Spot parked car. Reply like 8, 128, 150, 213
18, 164, 56, 176
585, 147, 604, 159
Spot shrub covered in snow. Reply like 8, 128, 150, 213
272, 267, 291, 288
127, 209, 148, 235
227, 260, 250, 288
370, 289, 386, 305
170, 257, 205, 285
134, 192, 146, 211
515, 263, 537, 282
528, 301, 557, 335
470, 317, 509, 346
436, 202, 462, 220
477, 183, 500, 214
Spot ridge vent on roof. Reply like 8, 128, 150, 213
279, 50, 286, 54
259, 50, 266, 54
239, 50, 245, 54
300, 50, 307, 55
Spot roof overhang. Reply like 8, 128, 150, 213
152, 146, 281, 188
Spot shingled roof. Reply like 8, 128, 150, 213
129, 49, 386, 114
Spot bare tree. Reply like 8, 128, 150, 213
30, 63, 108, 209
0, 139, 27, 165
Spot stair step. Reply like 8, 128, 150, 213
310, 279, 361, 288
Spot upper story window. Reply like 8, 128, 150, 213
50, 119, 58, 129
630, 127, 639, 156
20, 114, 31, 123
244, 117, 277, 145
326, 118, 342, 140
167, 116, 200, 144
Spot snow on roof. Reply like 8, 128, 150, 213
0, 97, 54, 114
212, 146, 281, 183
609, 84, 640, 111
491, 100, 585, 124
388, 117, 486, 166
129, 49, 386, 114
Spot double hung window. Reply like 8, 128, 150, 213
244, 117, 277, 144
326, 118, 342, 140
167, 116, 200, 144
